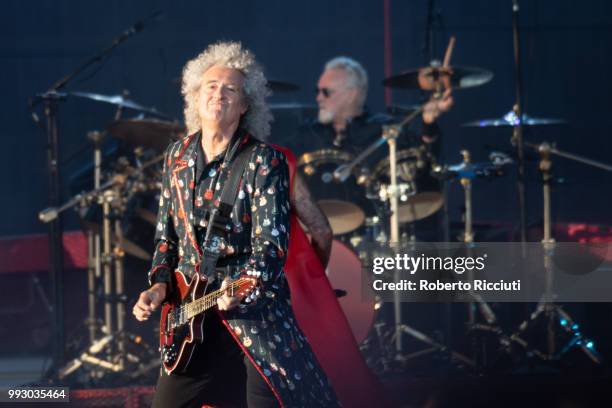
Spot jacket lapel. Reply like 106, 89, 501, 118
171, 133, 201, 260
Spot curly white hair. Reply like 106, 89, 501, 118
181, 41, 272, 139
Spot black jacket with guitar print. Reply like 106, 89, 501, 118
148, 131, 340, 407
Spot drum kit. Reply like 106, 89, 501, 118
295, 58, 612, 374
36, 57, 612, 384
37, 91, 185, 384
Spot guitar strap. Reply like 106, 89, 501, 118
199, 135, 256, 285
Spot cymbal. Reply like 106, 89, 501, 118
383, 65, 493, 91
107, 119, 185, 152
463, 111, 566, 127
70, 91, 169, 118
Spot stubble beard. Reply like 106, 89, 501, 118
318, 108, 335, 124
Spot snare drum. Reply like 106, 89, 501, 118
374, 147, 443, 223
298, 149, 375, 235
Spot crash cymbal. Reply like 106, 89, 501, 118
463, 110, 566, 127
70, 91, 169, 118
383, 65, 493, 91
107, 118, 185, 152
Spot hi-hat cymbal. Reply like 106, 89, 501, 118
70, 91, 169, 118
383, 65, 493, 91
107, 119, 185, 152
463, 111, 566, 127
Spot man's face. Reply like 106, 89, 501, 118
316, 68, 359, 124
198, 65, 247, 128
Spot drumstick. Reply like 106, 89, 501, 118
443, 36, 456, 68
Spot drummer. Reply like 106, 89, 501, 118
292, 56, 453, 158
289, 57, 453, 236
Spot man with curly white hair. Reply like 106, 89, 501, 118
132, 41, 339, 408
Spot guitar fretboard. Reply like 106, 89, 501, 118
182, 278, 251, 322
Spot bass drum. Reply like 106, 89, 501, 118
325, 239, 376, 344
374, 146, 443, 223
298, 149, 376, 235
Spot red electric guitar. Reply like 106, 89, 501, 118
159, 272, 257, 374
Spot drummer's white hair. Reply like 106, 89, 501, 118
325, 56, 368, 107
181, 41, 272, 139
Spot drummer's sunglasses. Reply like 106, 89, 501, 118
316, 87, 334, 98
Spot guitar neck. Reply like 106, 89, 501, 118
184, 278, 248, 321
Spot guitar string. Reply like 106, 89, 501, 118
178, 278, 251, 323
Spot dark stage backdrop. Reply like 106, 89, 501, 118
1, 0, 611, 237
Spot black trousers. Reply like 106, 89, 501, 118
152, 311, 279, 408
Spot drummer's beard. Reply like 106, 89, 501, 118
318, 108, 335, 124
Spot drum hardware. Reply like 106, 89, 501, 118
455, 150, 502, 366
331, 100, 455, 360
434, 150, 519, 366
298, 149, 370, 235
70, 91, 171, 120
40, 147, 163, 382
30, 11, 171, 381
462, 111, 566, 128
374, 146, 444, 223
107, 118, 185, 152
509, 142, 612, 365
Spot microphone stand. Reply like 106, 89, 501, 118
511, 0, 528, 245
30, 12, 160, 374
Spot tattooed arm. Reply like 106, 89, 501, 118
292, 174, 333, 269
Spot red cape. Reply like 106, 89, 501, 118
273, 145, 392, 408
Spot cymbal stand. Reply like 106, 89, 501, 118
43, 171, 162, 382
511, 142, 602, 364
87, 131, 105, 344
454, 150, 503, 367
112, 202, 127, 369
379, 109, 425, 355
382, 124, 403, 355
377, 126, 475, 370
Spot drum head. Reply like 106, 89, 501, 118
398, 192, 443, 223
375, 148, 443, 223
325, 240, 375, 344
318, 200, 365, 235
298, 149, 375, 235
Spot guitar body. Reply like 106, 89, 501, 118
159, 271, 208, 374
158, 271, 257, 375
